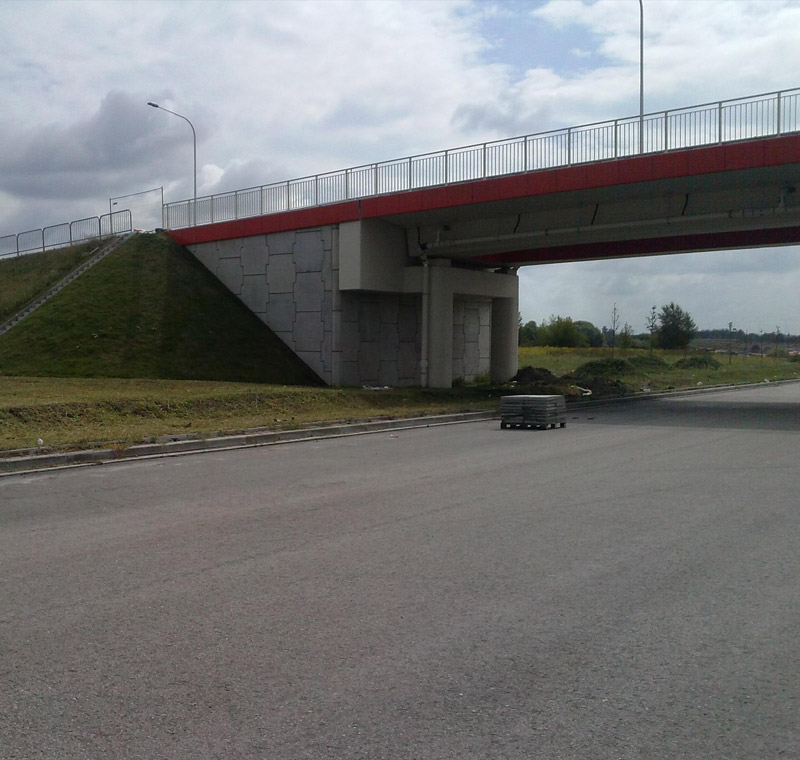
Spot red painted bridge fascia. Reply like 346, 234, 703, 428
167, 133, 800, 247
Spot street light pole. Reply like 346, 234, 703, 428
639, 0, 644, 154
147, 101, 197, 226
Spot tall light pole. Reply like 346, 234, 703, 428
147, 101, 197, 226
639, 0, 644, 153
728, 321, 734, 365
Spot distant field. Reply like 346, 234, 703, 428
518, 346, 799, 391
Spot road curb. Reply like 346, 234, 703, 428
0, 411, 497, 476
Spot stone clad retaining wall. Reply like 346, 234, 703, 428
190, 228, 337, 383
338, 293, 422, 387
187, 225, 495, 387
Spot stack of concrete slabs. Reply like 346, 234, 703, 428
500, 394, 566, 430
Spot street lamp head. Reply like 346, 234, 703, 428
146, 100, 197, 224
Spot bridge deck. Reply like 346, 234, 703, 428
169, 133, 800, 265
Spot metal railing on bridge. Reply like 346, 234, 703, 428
0, 210, 133, 260
162, 87, 800, 230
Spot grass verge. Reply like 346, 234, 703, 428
3, 347, 798, 453
0, 377, 497, 452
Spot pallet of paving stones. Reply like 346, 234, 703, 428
499, 394, 566, 430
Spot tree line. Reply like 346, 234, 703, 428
520, 302, 698, 350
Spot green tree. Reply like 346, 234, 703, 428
536, 316, 587, 347
646, 305, 658, 352
519, 320, 538, 346
618, 322, 634, 349
656, 302, 697, 349
609, 303, 620, 357
574, 320, 603, 347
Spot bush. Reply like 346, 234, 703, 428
536, 316, 588, 347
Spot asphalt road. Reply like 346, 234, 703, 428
1, 382, 799, 759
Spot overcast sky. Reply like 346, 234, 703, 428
1, 0, 798, 333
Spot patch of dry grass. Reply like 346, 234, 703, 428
0, 377, 496, 452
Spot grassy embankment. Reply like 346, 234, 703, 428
0, 241, 102, 324
0, 234, 319, 383
1, 235, 797, 453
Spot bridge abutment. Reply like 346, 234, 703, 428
184, 219, 518, 388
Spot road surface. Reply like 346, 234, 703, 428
1, 382, 799, 759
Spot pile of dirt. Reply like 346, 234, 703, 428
627, 354, 669, 370
673, 355, 721, 369
572, 376, 630, 397
507, 366, 589, 399
570, 358, 633, 376
563, 359, 634, 397
512, 366, 560, 384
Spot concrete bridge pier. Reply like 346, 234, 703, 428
423, 259, 517, 388
490, 293, 519, 384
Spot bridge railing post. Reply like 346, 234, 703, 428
567, 127, 572, 165
777, 91, 782, 136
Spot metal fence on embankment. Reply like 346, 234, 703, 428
0, 210, 133, 260
163, 87, 800, 230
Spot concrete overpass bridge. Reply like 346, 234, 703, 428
167, 88, 800, 388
